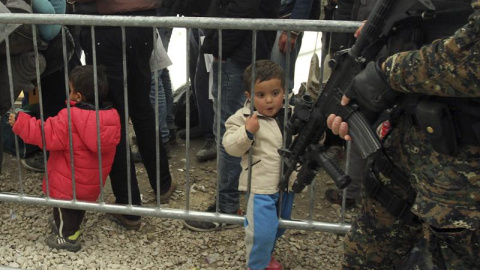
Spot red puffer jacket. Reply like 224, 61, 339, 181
13, 101, 121, 202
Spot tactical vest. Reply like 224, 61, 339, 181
392, 0, 480, 155
363, 0, 478, 223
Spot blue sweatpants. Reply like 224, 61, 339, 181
245, 192, 295, 270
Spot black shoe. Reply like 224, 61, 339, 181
168, 128, 177, 145
183, 203, 242, 232
160, 180, 177, 204
196, 138, 217, 161
106, 195, 143, 230
325, 188, 356, 209
132, 149, 142, 163
109, 213, 142, 230
45, 231, 82, 252
178, 126, 203, 140
21, 152, 45, 172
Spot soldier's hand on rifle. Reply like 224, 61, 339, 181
328, 59, 398, 141
344, 60, 398, 113
327, 114, 352, 141
245, 112, 260, 134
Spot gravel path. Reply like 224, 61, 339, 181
0, 139, 355, 270
0, 202, 346, 269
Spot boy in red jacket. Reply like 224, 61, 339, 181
8, 65, 121, 252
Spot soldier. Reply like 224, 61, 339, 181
327, 0, 480, 269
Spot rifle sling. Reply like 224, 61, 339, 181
364, 171, 416, 223
364, 153, 417, 223
372, 153, 414, 197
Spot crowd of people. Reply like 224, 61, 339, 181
1, 0, 479, 269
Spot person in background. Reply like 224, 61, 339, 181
223, 60, 295, 270
7, 0, 79, 173
133, 1, 176, 162
173, 0, 217, 162
270, 0, 320, 93
77, 0, 176, 230
183, 0, 280, 232
191, 27, 217, 162
148, 29, 173, 159
151, 0, 177, 156
8, 65, 120, 252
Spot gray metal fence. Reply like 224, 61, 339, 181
0, 12, 362, 235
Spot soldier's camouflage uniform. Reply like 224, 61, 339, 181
343, 0, 480, 269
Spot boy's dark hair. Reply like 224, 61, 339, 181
69, 65, 109, 104
243, 60, 285, 92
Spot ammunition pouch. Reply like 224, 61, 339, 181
415, 100, 458, 155
411, 98, 480, 156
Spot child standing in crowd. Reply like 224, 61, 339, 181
8, 65, 121, 252
223, 60, 296, 270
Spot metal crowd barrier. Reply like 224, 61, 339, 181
0, 13, 362, 235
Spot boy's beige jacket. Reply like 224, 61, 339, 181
223, 100, 297, 194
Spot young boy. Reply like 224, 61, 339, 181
223, 60, 297, 270
8, 65, 121, 252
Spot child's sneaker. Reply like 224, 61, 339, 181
45, 230, 82, 252
247, 257, 282, 270
266, 257, 282, 270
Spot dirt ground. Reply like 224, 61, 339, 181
0, 125, 360, 269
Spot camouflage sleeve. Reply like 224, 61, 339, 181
384, 0, 480, 97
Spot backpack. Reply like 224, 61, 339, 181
0, 0, 43, 56
172, 84, 199, 129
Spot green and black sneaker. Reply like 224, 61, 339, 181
45, 230, 82, 252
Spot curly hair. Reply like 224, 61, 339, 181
243, 60, 285, 92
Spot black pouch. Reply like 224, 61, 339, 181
415, 100, 458, 155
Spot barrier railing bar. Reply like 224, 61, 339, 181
0, 14, 361, 32
0, 193, 350, 234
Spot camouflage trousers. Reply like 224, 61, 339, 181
341, 196, 480, 269
342, 195, 422, 270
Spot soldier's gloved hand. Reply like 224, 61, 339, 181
344, 60, 398, 113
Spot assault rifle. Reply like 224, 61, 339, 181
279, 0, 436, 192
